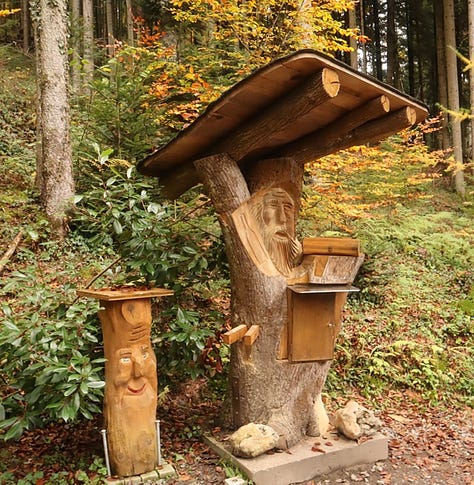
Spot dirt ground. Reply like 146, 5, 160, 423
1, 382, 472, 484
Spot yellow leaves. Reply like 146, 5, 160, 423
0, 8, 20, 17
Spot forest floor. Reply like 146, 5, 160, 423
1, 380, 472, 484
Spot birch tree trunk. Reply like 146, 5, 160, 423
33, 0, 75, 239
443, 0, 465, 195
195, 154, 332, 448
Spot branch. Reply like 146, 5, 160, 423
0, 231, 23, 275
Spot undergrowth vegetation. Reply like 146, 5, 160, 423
0, 44, 473, 452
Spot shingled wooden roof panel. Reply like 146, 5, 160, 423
138, 49, 428, 198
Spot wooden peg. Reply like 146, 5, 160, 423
223, 324, 247, 344
244, 325, 260, 346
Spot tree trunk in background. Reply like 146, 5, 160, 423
348, 4, 358, 69
82, 0, 94, 91
126, 0, 134, 45
406, 0, 415, 96
22, 0, 30, 53
371, 0, 383, 80
359, 0, 367, 74
106, 0, 115, 57
443, 0, 465, 196
469, 0, 474, 161
435, 0, 450, 150
34, 0, 75, 239
386, 0, 398, 87
70, 0, 82, 94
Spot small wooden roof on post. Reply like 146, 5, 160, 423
138, 50, 428, 198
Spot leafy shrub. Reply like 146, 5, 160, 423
0, 250, 105, 440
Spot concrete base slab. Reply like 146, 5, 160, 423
105, 462, 176, 484
204, 432, 388, 485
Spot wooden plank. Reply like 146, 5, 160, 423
77, 287, 174, 301
302, 237, 360, 256
288, 291, 337, 362
222, 324, 247, 344
243, 325, 260, 346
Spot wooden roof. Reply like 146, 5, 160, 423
138, 49, 428, 199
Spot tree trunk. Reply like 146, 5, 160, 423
126, 0, 134, 45
106, 0, 115, 57
359, 0, 368, 74
82, 0, 94, 90
406, 0, 416, 96
434, 0, 450, 150
22, 0, 30, 53
371, 0, 383, 80
195, 153, 332, 448
443, 0, 465, 195
386, 0, 399, 87
70, 0, 82, 94
469, 0, 474, 161
348, 4, 358, 69
34, 0, 75, 239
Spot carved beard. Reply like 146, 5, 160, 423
263, 229, 301, 277
105, 386, 157, 477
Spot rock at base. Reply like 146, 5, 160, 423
333, 400, 382, 440
229, 423, 280, 458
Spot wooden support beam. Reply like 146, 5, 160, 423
159, 69, 340, 199
243, 325, 260, 346
159, 95, 391, 199
302, 237, 360, 256
280, 106, 416, 164
223, 324, 248, 344
211, 68, 340, 162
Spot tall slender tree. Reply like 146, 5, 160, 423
469, 0, 474, 160
32, 0, 75, 238
443, 0, 465, 195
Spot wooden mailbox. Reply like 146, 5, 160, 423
287, 284, 359, 362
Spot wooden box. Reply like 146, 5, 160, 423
286, 284, 359, 362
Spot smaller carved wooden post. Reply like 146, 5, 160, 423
77, 288, 173, 477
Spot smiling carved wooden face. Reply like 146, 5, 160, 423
112, 344, 157, 397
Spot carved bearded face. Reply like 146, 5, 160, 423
251, 187, 301, 276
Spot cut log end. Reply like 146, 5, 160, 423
380, 95, 390, 112
321, 68, 340, 98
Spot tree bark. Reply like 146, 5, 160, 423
126, 0, 134, 45
348, 4, 358, 69
443, 0, 465, 195
195, 153, 332, 448
82, 0, 94, 91
386, 0, 399, 87
371, 0, 383, 80
106, 0, 115, 57
70, 0, 82, 94
469, 0, 474, 161
22, 0, 30, 53
434, 0, 450, 150
34, 0, 75, 238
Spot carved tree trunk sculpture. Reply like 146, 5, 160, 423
195, 153, 332, 448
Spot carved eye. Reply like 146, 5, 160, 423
120, 356, 131, 364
